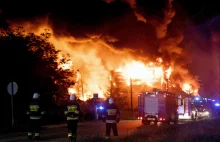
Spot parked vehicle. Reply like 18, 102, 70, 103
178, 95, 198, 120
138, 91, 181, 125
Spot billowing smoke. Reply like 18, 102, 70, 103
1, 0, 200, 98
105, 0, 147, 23
8, 18, 136, 98
150, 0, 176, 39
105, 0, 116, 4
105, 0, 175, 37
123, 0, 147, 23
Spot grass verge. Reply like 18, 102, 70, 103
79, 118, 220, 142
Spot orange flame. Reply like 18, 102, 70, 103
182, 83, 198, 95
68, 88, 76, 95
116, 60, 164, 87
165, 66, 172, 79
9, 19, 200, 100
58, 60, 73, 70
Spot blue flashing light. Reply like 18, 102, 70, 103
195, 97, 200, 101
215, 103, 220, 107
99, 106, 104, 110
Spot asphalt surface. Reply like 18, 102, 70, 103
0, 120, 142, 142
0, 119, 205, 142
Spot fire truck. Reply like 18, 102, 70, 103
138, 91, 181, 125
177, 95, 197, 120
178, 95, 211, 120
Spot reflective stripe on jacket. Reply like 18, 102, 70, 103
106, 120, 117, 123
103, 104, 120, 123
27, 99, 44, 120
64, 101, 80, 121
30, 116, 41, 120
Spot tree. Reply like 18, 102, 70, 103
0, 27, 73, 128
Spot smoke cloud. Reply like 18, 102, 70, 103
1, 0, 200, 97
105, 0, 147, 23
151, 0, 176, 39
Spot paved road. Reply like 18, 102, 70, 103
0, 120, 142, 142
0, 118, 204, 142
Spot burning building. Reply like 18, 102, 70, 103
1, 0, 200, 104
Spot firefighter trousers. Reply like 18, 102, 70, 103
28, 119, 41, 139
106, 123, 118, 137
67, 120, 78, 138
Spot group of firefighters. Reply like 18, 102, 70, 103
26, 92, 120, 141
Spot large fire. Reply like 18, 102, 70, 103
6, 0, 200, 101
12, 22, 199, 100
68, 88, 76, 95
115, 59, 165, 87
182, 83, 199, 95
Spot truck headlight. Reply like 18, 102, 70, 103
205, 111, 209, 115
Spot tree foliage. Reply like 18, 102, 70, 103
0, 27, 73, 128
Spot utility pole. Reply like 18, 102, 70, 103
110, 71, 113, 97
218, 55, 220, 100
82, 78, 84, 101
77, 70, 84, 102
145, 83, 148, 92
166, 78, 169, 92
130, 77, 133, 111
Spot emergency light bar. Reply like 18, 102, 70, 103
215, 103, 220, 107
195, 97, 200, 101
99, 106, 104, 110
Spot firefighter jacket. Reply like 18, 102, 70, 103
26, 99, 45, 120
64, 101, 80, 121
102, 104, 120, 123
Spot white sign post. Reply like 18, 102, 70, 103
7, 82, 18, 127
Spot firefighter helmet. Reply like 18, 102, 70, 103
70, 95, 75, 101
33, 92, 39, 99
109, 98, 114, 104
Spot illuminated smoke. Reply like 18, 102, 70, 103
5, 0, 200, 100
152, 0, 176, 39
8, 19, 136, 100
123, 0, 147, 23
105, 0, 116, 3
105, 0, 174, 36
105, 0, 147, 23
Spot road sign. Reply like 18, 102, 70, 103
93, 93, 98, 98
7, 82, 18, 95
7, 82, 18, 128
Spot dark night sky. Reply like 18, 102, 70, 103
0, 0, 219, 26
0, 0, 219, 60
0, 0, 219, 53
176, 0, 220, 24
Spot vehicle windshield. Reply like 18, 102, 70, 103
196, 106, 207, 112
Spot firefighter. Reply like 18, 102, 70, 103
64, 94, 80, 142
102, 97, 120, 139
26, 92, 45, 140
